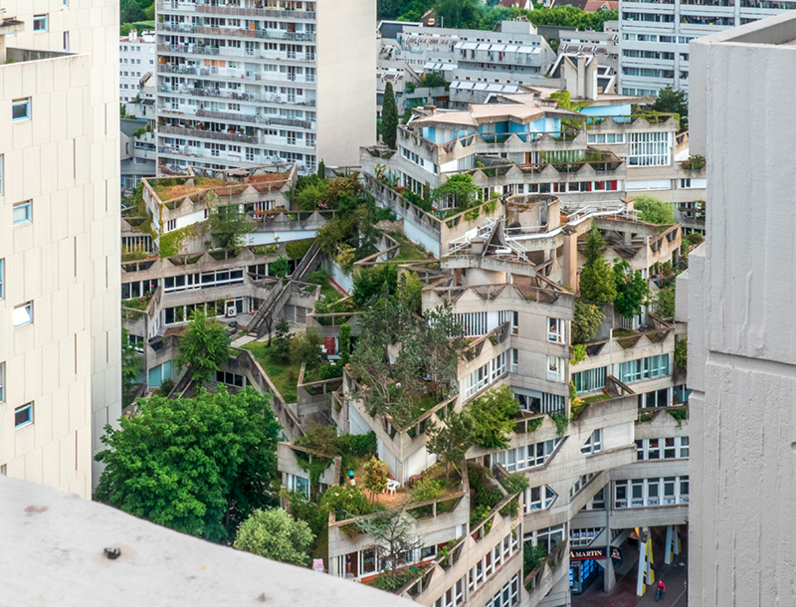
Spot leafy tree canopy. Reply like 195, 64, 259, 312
426, 409, 475, 477
468, 385, 520, 450
174, 309, 230, 384
649, 86, 688, 132
579, 223, 616, 304
572, 298, 604, 345
234, 508, 314, 566
210, 203, 253, 250
433, 174, 481, 210
633, 195, 676, 225
94, 387, 280, 542
613, 260, 650, 320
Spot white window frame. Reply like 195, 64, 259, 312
0, 362, 5, 402
581, 429, 603, 455
15, 402, 34, 429
13, 301, 33, 327
547, 356, 564, 382
525, 485, 556, 512
547, 317, 563, 343
0, 258, 4, 299
12, 98, 31, 122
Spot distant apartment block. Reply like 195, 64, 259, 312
0, 0, 121, 496
618, 0, 794, 94
155, 0, 375, 174
120, 29, 156, 104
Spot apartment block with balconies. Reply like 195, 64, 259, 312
155, 0, 374, 175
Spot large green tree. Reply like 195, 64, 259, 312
234, 508, 315, 566
426, 409, 474, 478
650, 86, 688, 132
468, 385, 520, 450
382, 82, 399, 149
571, 298, 604, 345
633, 195, 676, 225
433, 174, 481, 210
613, 260, 650, 319
174, 309, 230, 384
210, 203, 253, 250
94, 387, 280, 542
579, 222, 617, 304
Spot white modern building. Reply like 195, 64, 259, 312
618, 0, 795, 95
686, 12, 796, 607
155, 0, 376, 175
0, 0, 122, 496
120, 29, 156, 104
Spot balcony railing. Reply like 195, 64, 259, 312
157, 1, 315, 19
159, 124, 261, 144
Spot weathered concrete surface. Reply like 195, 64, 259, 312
687, 13, 796, 607
0, 476, 413, 607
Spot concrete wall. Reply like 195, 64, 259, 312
316, 0, 376, 166
0, 0, 121, 495
688, 13, 796, 607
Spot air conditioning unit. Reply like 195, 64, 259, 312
225, 305, 237, 318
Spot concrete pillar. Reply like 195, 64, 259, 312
636, 528, 654, 597
603, 506, 616, 593
561, 231, 578, 291
664, 525, 681, 564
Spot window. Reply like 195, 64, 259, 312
12, 98, 31, 121
0, 362, 4, 402
570, 527, 602, 547
13, 302, 33, 327
15, 403, 34, 429
511, 348, 518, 373
581, 429, 603, 455
571, 366, 607, 393
0, 154, 4, 194
0, 258, 3, 299
547, 356, 564, 382
547, 317, 563, 342
525, 485, 556, 512
628, 132, 671, 167
63, 31, 70, 50
13, 201, 32, 225
166, 219, 177, 232
636, 437, 689, 460
33, 15, 48, 32
495, 438, 561, 472
614, 476, 689, 508
617, 354, 670, 384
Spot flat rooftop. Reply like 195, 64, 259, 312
0, 476, 412, 607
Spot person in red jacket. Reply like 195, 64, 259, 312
656, 579, 666, 601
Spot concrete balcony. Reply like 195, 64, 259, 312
159, 124, 261, 145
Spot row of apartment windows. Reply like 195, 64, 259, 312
623, 49, 675, 60
623, 67, 676, 80
628, 132, 672, 167
570, 527, 603, 547
614, 476, 689, 508
164, 297, 246, 324
466, 531, 521, 598
509, 181, 621, 195
636, 437, 689, 460
572, 355, 671, 393
493, 438, 562, 472
399, 146, 438, 174
453, 311, 556, 340
463, 351, 508, 398
163, 269, 245, 293
587, 133, 625, 145
622, 34, 695, 45
623, 11, 675, 22
524, 524, 565, 554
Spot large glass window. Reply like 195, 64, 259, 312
614, 476, 689, 508
572, 366, 607, 393
618, 354, 670, 384
12, 98, 31, 121
628, 132, 671, 167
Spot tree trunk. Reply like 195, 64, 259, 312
446, 459, 450, 479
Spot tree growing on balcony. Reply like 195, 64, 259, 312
362, 456, 390, 504
174, 310, 230, 384
420, 302, 467, 401
209, 203, 253, 250
432, 174, 481, 211
571, 299, 604, 345
382, 82, 399, 149
94, 387, 280, 542
427, 410, 474, 478
234, 508, 314, 567
355, 506, 423, 583
613, 260, 650, 320
633, 195, 676, 225
468, 385, 520, 450
579, 222, 616, 304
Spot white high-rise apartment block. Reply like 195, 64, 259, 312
0, 1, 121, 496
120, 30, 156, 103
155, 0, 375, 175
686, 12, 796, 607
618, 0, 794, 95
